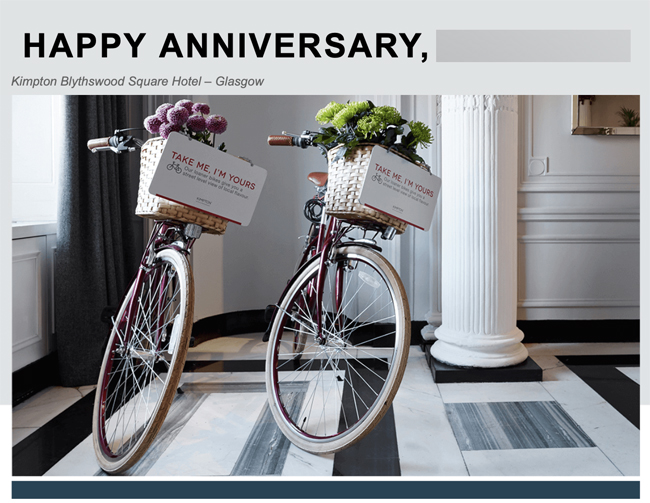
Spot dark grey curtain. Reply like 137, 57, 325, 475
55, 96, 139, 386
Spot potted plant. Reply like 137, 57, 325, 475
617, 107, 640, 127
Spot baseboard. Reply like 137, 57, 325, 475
516, 319, 640, 343
12, 352, 60, 407
192, 311, 427, 346
191, 310, 268, 347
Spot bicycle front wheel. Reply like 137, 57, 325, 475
92, 249, 194, 474
265, 245, 410, 454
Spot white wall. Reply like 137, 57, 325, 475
192, 94, 639, 323
356, 96, 442, 323
517, 95, 640, 320
192, 95, 354, 318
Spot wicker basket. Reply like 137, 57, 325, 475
136, 137, 228, 235
326, 143, 429, 234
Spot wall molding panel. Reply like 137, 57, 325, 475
518, 96, 640, 193
518, 207, 640, 222
517, 95, 639, 320
12, 251, 43, 352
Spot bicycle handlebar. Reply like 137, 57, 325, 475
87, 137, 113, 151
267, 135, 295, 146
87, 129, 144, 154
267, 131, 319, 149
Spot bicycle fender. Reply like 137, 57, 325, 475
337, 240, 383, 253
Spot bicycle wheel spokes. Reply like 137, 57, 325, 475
94, 249, 192, 473
267, 246, 409, 452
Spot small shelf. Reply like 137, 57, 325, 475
571, 95, 640, 136
571, 126, 640, 136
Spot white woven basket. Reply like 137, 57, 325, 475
135, 138, 228, 235
326, 144, 428, 234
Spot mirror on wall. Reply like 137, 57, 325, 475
571, 95, 640, 136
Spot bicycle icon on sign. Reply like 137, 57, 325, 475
167, 161, 182, 174
371, 173, 383, 185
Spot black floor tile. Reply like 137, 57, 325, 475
13, 391, 96, 476
557, 355, 639, 428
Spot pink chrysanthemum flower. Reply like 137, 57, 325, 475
192, 103, 210, 115
206, 115, 228, 134
167, 106, 190, 126
175, 99, 194, 113
159, 123, 181, 139
144, 115, 163, 134
155, 103, 174, 122
186, 115, 207, 133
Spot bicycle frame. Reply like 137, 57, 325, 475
271, 199, 391, 349
121, 221, 197, 346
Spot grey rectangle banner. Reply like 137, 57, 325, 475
437, 30, 631, 62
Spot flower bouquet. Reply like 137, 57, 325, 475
144, 99, 228, 150
135, 99, 230, 234
313, 100, 433, 164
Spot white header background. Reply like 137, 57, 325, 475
0, 1, 648, 95
1, 0, 648, 496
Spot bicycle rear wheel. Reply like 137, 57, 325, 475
265, 245, 410, 454
92, 249, 194, 474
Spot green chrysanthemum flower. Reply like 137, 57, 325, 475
357, 115, 383, 139
372, 106, 402, 126
331, 101, 371, 129
315, 101, 345, 124
408, 121, 433, 148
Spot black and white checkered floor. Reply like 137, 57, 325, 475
13, 335, 640, 477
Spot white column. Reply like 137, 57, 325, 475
431, 95, 527, 368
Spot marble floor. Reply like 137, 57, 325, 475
12, 335, 640, 477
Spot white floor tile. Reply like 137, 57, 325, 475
13, 387, 84, 428
438, 382, 554, 404
393, 349, 468, 476
529, 355, 582, 382
145, 392, 267, 476
282, 446, 334, 476
541, 380, 639, 476
462, 447, 622, 476
12, 427, 38, 446
45, 435, 100, 476
76, 385, 96, 397
616, 367, 640, 385
187, 332, 267, 361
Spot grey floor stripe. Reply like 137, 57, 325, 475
183, 382, 267, 394
95, 390, 208, 476
446, 401, 595, 451
231, 386, 307, 476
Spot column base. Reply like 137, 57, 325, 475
431, 326, 529, 368
423, 342, 543, 383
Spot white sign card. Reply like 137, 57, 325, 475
359, 147, 441, 231
148, 132, 267, 226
